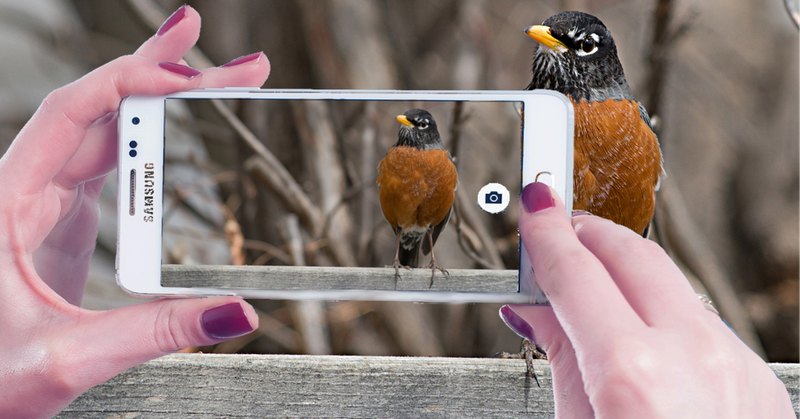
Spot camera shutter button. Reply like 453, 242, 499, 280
477, 183, 510, 214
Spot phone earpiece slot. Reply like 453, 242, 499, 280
129, 169, 136, 215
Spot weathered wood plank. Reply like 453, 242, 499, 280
60, 355, 800, 418
162, 264, 520, 293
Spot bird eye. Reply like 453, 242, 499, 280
581, 38, 596, 53
418, 121, 429, 129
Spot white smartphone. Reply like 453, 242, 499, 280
116, 89, 573, 303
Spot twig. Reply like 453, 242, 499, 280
447, 101, 503, 269
453, 198, 498, 269
291, 101, 357, 266
279, 214, 307, 266
357, 102, 378, 265
280, 215, 332, 355
645, 0, 696, 125
129, 0, 325, 237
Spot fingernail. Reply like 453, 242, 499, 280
201, 302, 254, 339
500, 305, 536, 341
222, 52, 263, 68
521, 182, 555, 214
157, 5, 187, 36
158, 62, 201, 79
572, 210, 591, 217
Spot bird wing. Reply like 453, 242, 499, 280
422, 205, 452, 257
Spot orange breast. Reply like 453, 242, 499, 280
377, 146, 458, 230
572, 99, 662, 235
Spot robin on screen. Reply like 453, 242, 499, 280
377, 109, 458, 287
525, 11, 663, 236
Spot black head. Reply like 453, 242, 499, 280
394, 109, 443, 150
524, 11, 633, 102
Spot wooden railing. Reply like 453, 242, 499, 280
61, 354, 799, 417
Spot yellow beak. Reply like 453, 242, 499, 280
396, 115, 414, 128
525, 25, 567, 52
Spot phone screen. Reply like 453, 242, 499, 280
161, 98, 522, 293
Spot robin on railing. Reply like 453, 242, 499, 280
525, 11, 663, 236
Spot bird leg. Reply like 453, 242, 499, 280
495, 339, 547, 387
385, 230, 411, 289
426, 230, 448, 288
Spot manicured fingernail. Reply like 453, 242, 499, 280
157, 5, 187, 36
222, 52, 263, 68
500, 305, 536, 341
572, 210, 591, 217
202, 302, 254, 339
158, 62, 201, 79
521, 182, 555, 214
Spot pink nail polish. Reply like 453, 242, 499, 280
202, 303, 254, 339
157, 5, 187, 36
520, 182, 555, 214
222, 52, 263, 68
158, 62, 201, 79
499, 305, 536, 341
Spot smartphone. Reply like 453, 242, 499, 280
116, 89, 573, 303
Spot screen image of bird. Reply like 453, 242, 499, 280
161, 98, 523, 293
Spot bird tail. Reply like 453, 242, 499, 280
397, 231, 423, 268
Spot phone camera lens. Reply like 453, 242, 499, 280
129, 150, 137, 157
129, 140, 138, 148
132, 117, 140, 125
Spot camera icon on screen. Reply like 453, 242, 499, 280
477, 183, 510, 214
485, 191, 503, 204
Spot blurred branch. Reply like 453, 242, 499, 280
208, 97, 323, 234
279, 214, 307, 266
644, 0, 696, 122
280, 214, 332, 355
659, 177, 766, 358
325, 0, 398, 89
448, 101, 504, 270
357, 103, 378, 265
642, 0, 763, 358
129, 0, 326, 237
292, 101, 357, 266
786, 0, 800, 29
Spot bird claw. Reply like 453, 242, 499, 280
385, 260, 412, 289
427, 260, 448, 288
495, 339, 547, 387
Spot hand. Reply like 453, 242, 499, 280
500, 182, 794, 418
0, 6, 270, 418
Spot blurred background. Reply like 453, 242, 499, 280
0, 0, 796, 362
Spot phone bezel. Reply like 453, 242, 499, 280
116, 89, 573, 303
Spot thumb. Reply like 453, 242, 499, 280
66, 297, 257, 390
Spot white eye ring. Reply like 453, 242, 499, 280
576, 33, 600, 56
418, 120, 429, 129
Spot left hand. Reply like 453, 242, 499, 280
0, 6, 269, 417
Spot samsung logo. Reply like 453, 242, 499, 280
143, 162, 155, 222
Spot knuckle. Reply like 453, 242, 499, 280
614, 234, 662, 259
594, 335, 661, 395
44, 347, 85, 401
152, 303, 192, 353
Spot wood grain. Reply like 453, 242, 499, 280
60, 354, 800, 418
162, 264, 519, 292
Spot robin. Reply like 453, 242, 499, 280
524, 11, 663, 236
377, 109, 458, 287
